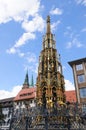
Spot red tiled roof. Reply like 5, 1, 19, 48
14, 86, 76, 103
14, 87, 36, 101
65, 90, 77, 103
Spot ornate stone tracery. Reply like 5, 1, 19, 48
36, 16, 65, 108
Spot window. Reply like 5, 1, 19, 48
82, 104, 86, 112
76, 64, 83, 71
80, 88, 86, 98
78, 74, 85, 83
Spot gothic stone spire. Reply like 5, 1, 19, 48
22, 70, 29, 89
46, 15, 51, 34
31, 75, 34, 87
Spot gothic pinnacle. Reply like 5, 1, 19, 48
23, 70, 29, 86
31, 75, 34, 87
46, 15, 51, 34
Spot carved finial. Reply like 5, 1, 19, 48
47, 15, 50, 23
46, 15, 51, 34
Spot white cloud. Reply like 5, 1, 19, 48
64, 27, 84, 49
0, 79, 75, 99
21, 51, 38, 74
0, 0, 40, 23
26, 52, 37, 63
3, 0, 45, 54
22, 15, 45, 33
17, 51, 37, 63
81, 28, 86, 32
65, 79, 75, 90
7, 32, 35, 54
25, 62, 38, 74
34, 63, 38, 74
75, 0, 83, 4
66, 26, 71, 30
66, 38, 83, 48
82, 0, 86, 5
51, 20, 61, 32
24, 63, 38, 75
50, 7, 63, 15
0, 85, 22, 99
15, 32, 35, 48
18, 51, 25, 57
62, 66, 66, 71
6, 47, 16, 54
75, 0, 86, 6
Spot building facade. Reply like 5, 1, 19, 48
65, 90, 76, 103
0, 97, 14, 130
0, 72, 36, 130
69, 57, 86, 104
14, 71, 36, 111
1, 16, 85, 129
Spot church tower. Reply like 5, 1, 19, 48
22, 70, 29, 89
36, 16, 65, 108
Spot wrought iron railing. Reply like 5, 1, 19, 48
9, 103, 86, 130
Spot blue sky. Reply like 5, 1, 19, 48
0, 0, 86, 99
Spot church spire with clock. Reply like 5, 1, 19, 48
36, 16, 65, 108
